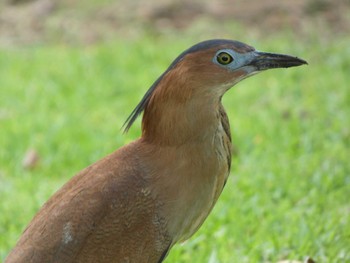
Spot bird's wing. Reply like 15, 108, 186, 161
6, 143, 172, 263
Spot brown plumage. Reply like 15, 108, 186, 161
5, 39, 307, 263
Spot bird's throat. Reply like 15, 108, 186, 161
141, 97, 222, 146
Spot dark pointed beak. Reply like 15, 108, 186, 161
250, 51, 308, 71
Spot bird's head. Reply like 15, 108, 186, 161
124, 39, 307, 133
175, 40, 307, 93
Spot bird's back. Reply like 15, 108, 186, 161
5, 141, 172, 263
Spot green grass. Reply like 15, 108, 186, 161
0, 35, 349, 262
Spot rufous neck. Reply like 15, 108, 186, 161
141, 94, 221, 146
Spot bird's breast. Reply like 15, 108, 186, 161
180, 121, 232, 241
147, 119, 232, 243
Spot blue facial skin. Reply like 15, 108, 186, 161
212, 48, 259, 75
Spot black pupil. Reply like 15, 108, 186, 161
222, 55, 228, 62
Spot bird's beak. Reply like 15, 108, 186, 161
249, 51, 308, 71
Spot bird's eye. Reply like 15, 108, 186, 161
216, 52, 233, 65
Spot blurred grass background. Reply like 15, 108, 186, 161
0, 0, 349, 262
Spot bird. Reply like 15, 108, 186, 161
5, 39, 307, 263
